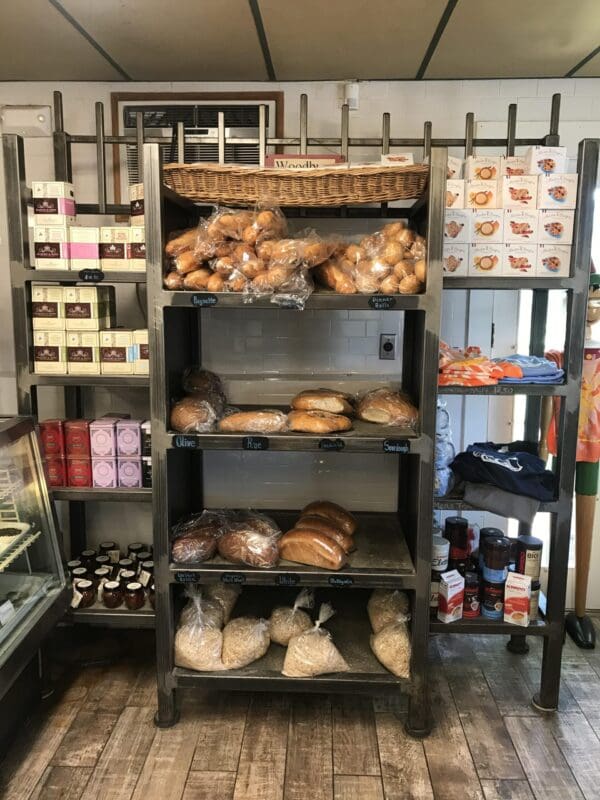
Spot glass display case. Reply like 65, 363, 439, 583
0, 417, 69, 696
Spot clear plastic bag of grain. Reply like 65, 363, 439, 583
269, 589, 314, 646
179, 586, 225, 629
370, 618, 411, 679
367, 589, 411, 634
282, 603, 349, 677
222, 617, 270, 669
204, 583, 242, 623
174, 592, 225, 671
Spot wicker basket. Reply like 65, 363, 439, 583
162, 162, 429, 206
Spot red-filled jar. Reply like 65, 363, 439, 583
463, 571, 481, 618
444, 517, 469, 563
124, 582, 145, 610
73, 579, 95, 609
119, 569, 137, 588
79, 549, 97, 571
102, 580, 124, 609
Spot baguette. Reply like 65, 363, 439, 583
295, 517, 355, 553
301, 501, 357, 536
290, 389, 354, 415
218, 410, 288, 434
287, 410, 352, 434
279, 530, 348, 571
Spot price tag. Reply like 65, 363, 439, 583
383, 439, 410, 454
328, 576, 354, 587
70, 588, 83, 609
0, 600, 15, 625
276, 574, 300, 587
190, 293, 218, 307
173, 435, 199, 449
369, 295, 396, 310
107, 549, 120, 564
319, 438, 345, 451
496, 386, 515, 395
139, 569, 152, 588
242, 436, 269, 451
78, 268, 104, 283
175, 572, 198, 583
221, 573, 246, 584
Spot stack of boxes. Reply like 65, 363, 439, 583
443, 146, 576, 278
39, 417, 151, 489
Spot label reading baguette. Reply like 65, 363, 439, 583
221, 573, 246, 584
242, 436, 269, 451
173, 435, 199, 449
78, 269, 104, 283
383, 439, 411, 453
175, 572, 199, 584
329, 576, 354, 587
319, 438, 345, 451
276, 574, 300, 587
369, 295, 397, 310
190, 293, 218, 307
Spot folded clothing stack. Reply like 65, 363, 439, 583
494, 354, 564, 384
439, 342, 506, 386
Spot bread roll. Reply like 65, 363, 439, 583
175, 250, 202, 275
279, 529, 348, 570
290, 389, 354, 415
393, 259, 415, 279
398, 274, 422, 295
380, 275, 400, 295
381, 241, 405, 266
195, 237, 218, 261
206, 273, 225, 292
213, 256, 236, 277
256, 239, 276, 262
293, 519, 354, 553
218, 410, 288, 434
251, 271, 274, 292
345, 244, 366, 264
239, 258, 265, 279
397, 228, 415, 246
302, 241, 331, 268
414, 259, 427, 283
165, 228, 197, 256
356, 388, 418, 427
314, 262, 357, 294
287, 410, 352, 434
164, 271, 184, 290
183, 268, 213, 290
270, 239, 302, 265
218, 526, 279, 569
301, 501, 357, 536
354, 270, 381, 294
225, 273, 247, 292
266, 264, 296, 289
382, 221, 405, 238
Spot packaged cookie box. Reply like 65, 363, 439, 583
465, 156, 500, 181
132, 329, 149, 375
31, 181, 76, 226
471, 210, 504, 243
444, 209, 471, 243
68, 227, 100, 270
33, 226, 69, 270
64, 285, 116, 331
33, 331, 66, 374
129, 183, 144, 226
31, 286, 65, 330
466, 180, 499, 209
66, 331, 100, 375
502, 244, 537, 278
128, 227, 146, 271
538, 210, 574, 244
504, 210, 538, 243
442, 243, 468, 277
537, 244, 572, 278
500, 156, 527, 177
100, 329, 135, 375
469, 244, 503, 276
100, 227, 132, 270
538, 174, 578, 209
526, 146, 567, 176
446, 180, 465, 209
501, 176, 538, 209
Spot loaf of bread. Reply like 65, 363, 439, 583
218, 525, 280, 569
182, 368, 225, 400
234, 511, 281, 538
183, 268, 213, 289
294, 517, 355, 553
165, 227, 198, 256
279, 529, 348, 570
290, 389, 354, 415
171, 531, 217, 563
287, 410, 352, 434
301, 501, 357, 536
218, 410, 288, 434
356, 388, 418, 427
170, 396, 218, 433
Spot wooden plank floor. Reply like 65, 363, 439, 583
3, 622, 600, 800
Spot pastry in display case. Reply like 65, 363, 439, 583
0, 417, 69, 700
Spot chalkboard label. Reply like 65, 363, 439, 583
221, 573, 246, 584
276, 574, 300, 587
319, 438, 345, 451
175, 572, 198, 583
190, 293, 218, 307
242, 436, 269, 451
328, 576, 354, 587
172, 434, 199, 449
78, 269, 104, 283
383, 438, 411, 454
369, 295, 396, 310
279, 299, 300, 310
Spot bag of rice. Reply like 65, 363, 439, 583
222, 617, 270, 669
367, 589, 410, 633
269, 589, 314, 646
179, 586, 225, 629
174, 593, 225, 671
204, 583, 241, 623
370, 619, 411, 679
282, 603, 349, 677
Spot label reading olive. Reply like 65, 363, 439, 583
173, 435, 199, 449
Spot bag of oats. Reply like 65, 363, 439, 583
222, 617, 270, 669
269, 589, 314, 646
282, 603, 349, 677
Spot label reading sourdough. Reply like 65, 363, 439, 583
221, 573, 246, 584
79, 269, 104, 283
383, 439, 410, 453
242, 436, 269, 451
190, 293, 218, 307
369, 295, 396, 310
319, 438, 345, 451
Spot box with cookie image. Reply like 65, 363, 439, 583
537, 243, 572, 278
469, 243, 502, 276
445, 179, 465, 209
501, 175, 538, 209
504, 210, 538, 243
443, 209, 471, 243
471, 209, 504, 243
502, 244, 537, 277
442, 243, 468, 277
466, 179, 499, 209
538, 210, 574, 244
538, 174, 578, 210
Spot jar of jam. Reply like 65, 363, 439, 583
482, 536, 511, 583
148, 582, 155, 609
478, 527, 504, 571
79, 549, 97, 571
119, 569, 137, 588
137, 550, 152, 564
95, 554, 112, 571
100, 541, 121, 563
66, 560, 82, 578
118, 557, 134, 573
102, 580, 124, 609
125, 581, 145, 610
93, 566, 112, 590
73, 579, 95, 609
128, 543, 145, 561
138, 560, 154, 587
71, 566, 89, 584
444, 517, 468, 567
463, 571, 481, 618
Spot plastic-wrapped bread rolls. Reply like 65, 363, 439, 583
221, 617, 270, 669
174, 593, 226, 671
370, 620, 411, 679
367, 589, 411, 634
282, 603, 349, 677
269, 589, 314, 646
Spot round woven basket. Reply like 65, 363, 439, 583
163, 162, 429, 206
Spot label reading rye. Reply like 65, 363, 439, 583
190, 293, 218, 307
242, 436, 269, 451
276, 574, 300, 586
319, 438, 345, 451
369, 295, 396, 310
79, 269, 104, 283
221, 573, 246, 585
383, 439, 410, 453
173, 434, 199, 449
175, 572, 199, 583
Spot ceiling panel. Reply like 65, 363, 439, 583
60, 0, 268, 80
259, 0, 447, 80
573, 50, 600, 77
426, 0, 600, 79
0, 1, 123, 80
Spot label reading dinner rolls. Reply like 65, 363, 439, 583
369, 295, 397, 310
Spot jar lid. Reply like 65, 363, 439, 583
119, 558, 133, 566
515, 535, 544, 550
483, 535, 511, 554
81, 549, 96, 557
120, 570, 136, 579
96, 555, 110, 563
94, 567, 111, 576
99, 541, 117, 548
480, 527, 504, 538
67, 560, 81, 568
104, 580, 121, 589
141, 560, 154, 569
138, 551, 152, 560
128, 543, 144, 550
126, 581, 142, 590
445, 516, 468, 529
75, 579, 92, 589
72, 567, 87, 576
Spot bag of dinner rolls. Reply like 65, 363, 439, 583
204, 583, 241, 624
174, 592, 226, 671
370, 619, 411, 679
282, 603, 349, 677
221, 616, 270, 669
269, 589, 314, 646
367, 589, 411, 634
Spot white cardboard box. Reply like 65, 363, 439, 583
68, 226, 100, 270
444, 209, 471, 243
63, 285, 114, 305
538, 174, 578, 209
504, 572, 532, 626
526, 146, 568, 175
538, 209, 575, 244
100, 226, 132, 270
538, 243, 572, 277
465, 156, 500, 181
471, 209, 504, 243
31, 181, 74, 199
447, 156, 463, 179
33, 226, 69, 270
504, 210, 539, 243
466, 180, 499, 209
133, 328, 149, 375
31, 285, 64, 303
469, 243, 503, 276
33, 330, 67, 347
500, 156, 527, 177
128, 227, 146, 271
502, 244, 537, 278
33, 345, 67, 374
442, 243, 469, 276
100, 329, 134, 348
67, 346, 101, 375
129, 183, 144, 226
446, 180, 465, 209
502, 175, 538, 209
66, 331, 100, 348
437, 570, 464, 623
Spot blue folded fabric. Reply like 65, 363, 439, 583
500, 371, 564, 384
494, 354, 564, 384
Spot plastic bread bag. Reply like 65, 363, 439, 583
217, 513, 281, 569
204, 583, 242, 623
370, 619, 411, 679
313, 260, 357, 294
355, 388, 419, 429
240, 206, 287, 246
269, 589, 315, 646
434, 466, 454, 498
175, 591, 226, 671
179, 585, 225, 628
222, 617, 270, 669
367, 589, 411, 634
217, 407, 288, 434
204, 207, 255, 242
282, 603, 349, 677
165, 226, 200, 257
170, 396, 219, 433
182, 368, 226, 407
233, 510, 282, 538
170, 509, 228, 563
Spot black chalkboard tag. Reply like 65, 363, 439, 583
172, 434, 199, 449
319, 438, 345, 451
78, 269, 104, 283
175, 572, 198, 583
190, 293, 218, 307
221, 573, 246, 584
383, 439, 411, 454
242, 436, 269, 451
276, 574, 300, 587
328, 576, 354, 587
369, 295, 396, 310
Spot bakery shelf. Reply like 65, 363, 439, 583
438, 383, 567, 396
444, 277, 575, 291
0, 529, 43, 573
52, 487, 152, 503
170, 512, 415, 589
26, 374, 149, 388
430, 614, 550, 636
433, 491, 558, 514
21, 268, 147, 284
67, 603, 155, 629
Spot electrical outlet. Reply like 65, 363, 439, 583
379, 333, 397, 360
